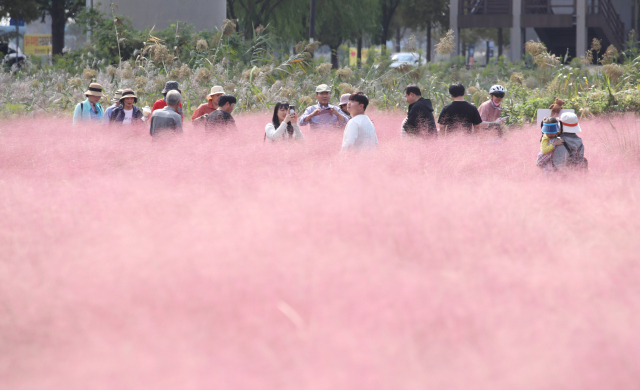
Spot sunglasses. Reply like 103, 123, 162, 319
492, 93, 505, 98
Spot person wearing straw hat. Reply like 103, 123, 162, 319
103, 89, 123, 124
109, 89, 143, 125
73, 83, 105, 124
554, 112, 587, 171
152, 81, 183, 120
192, 86, 225, 122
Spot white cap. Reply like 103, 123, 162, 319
315, 84, 331, 93
560, 112, 581, 133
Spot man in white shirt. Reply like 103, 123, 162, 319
341, 92, 378, 151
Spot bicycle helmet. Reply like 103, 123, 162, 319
489, 85, 506, 95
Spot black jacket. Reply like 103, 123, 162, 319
110, 105, 143, 124
403, 97, 436, 135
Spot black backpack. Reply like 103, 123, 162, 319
563, 142, 588, 171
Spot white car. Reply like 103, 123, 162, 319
1, 42, 26, 67
389, 52, 425, 68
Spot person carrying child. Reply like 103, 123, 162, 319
536, 117, 564, 171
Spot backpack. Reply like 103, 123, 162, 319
563, 142, 588, 171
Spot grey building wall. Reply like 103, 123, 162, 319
611, 0, 633, 37
101, 0, 226, 32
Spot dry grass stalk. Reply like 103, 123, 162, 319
435, 30, 455, 55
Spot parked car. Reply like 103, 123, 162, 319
1, 42, 26, 67
389, 52, 425, 68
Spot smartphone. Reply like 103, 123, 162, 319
289, 105, 295, 114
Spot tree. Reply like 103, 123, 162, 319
227, 0, 299, 38
398, 0, 448, 61
379, 0, 403, 52
0, 0, 41, 23
315, 0, 377, 68
36, 0, 85, 55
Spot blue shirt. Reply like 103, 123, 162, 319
298, 103, 349, 129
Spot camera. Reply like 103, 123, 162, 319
289, 105, 295, 114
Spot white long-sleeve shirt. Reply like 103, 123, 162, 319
341, 114, 378, 151
265, 121, 304, 141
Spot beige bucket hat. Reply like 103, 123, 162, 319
207, 86, 225, 99
112, 89, 124, 104
84, 83, 104, 97
119, 88, 138, 103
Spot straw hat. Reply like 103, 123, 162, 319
112, 89, 124, 104
339, 93, 351, 106
84, 83, 103, 97
119, 88, 138, 103
207, 86, 225, 99
560, 112, 582, 133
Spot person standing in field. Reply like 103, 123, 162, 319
152, 81, 183, 121
341, 92, 378, 151
109, 89, 143, 125
338, 93, 352, 121
299, 84, 349, 129
401, 85, 436, 137
437, 83, 493, 134
192, 86, 225, 123
265, 101, 304, 142
103, 89, 123, 124
478, 85, 507, 123
205, 94, 237, 132
73, 83, 105, 124
149, 90, 183, 138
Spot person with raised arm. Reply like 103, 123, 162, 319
299, 84, 349, 130
265, 101, 304, 142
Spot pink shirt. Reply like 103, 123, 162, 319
478, 99, 502, 122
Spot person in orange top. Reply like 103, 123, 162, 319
152, 81, 183, 120
192, 86, 225, 123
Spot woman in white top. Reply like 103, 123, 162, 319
265, 101, 304, 142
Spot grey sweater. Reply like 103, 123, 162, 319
552, 133, 584, 171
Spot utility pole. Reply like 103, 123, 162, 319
309, 0, 317, 42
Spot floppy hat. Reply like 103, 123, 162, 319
119, 89, 138, 103
112, 89, 123, 104
339, 93, 351, 106
207, 86, 225, 99
315, 84, 331, 93
560, 112, 582, 133
84, 83, 103, 97
162, 81, 181, 94
542, 122, 559, 134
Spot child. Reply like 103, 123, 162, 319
536, 117, 564, 168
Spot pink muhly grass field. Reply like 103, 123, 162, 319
1, 112, 639, 389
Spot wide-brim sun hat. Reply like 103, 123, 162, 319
112, 89, 124, 104
119, 89, 138, 104
207, 85, 225, 99
560, 112, 582, 133
162, 81, 181, 94
339, 93, 351, 106
542, 122, 559, 134
84, 83, 103, 97
316, 84, 331, 93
